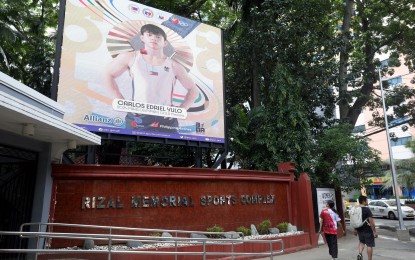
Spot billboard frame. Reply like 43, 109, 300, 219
51, 0, 227, 166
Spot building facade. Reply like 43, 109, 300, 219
0, 71, 100, 254
356, 54, 415, 199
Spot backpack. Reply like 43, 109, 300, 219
349, 205, 368, 228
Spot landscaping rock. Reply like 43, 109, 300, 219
126, 240, 143, 248
268, 228, 280, 234
250, 224, 259, 236
83, 239, 94, 250
287, 224, 297, 232
224, 231, 240, 239
161, 232, 173, 241
190, 233, 208, 239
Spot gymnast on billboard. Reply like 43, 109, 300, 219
103, 24, 198, 133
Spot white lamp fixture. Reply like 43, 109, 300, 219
22, 123, 35, 136
67, 139, 77, 149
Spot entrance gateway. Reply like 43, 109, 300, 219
48, 163, 318, 253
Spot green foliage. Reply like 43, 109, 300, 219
236, 226, 251, 236
228, 65, 316, 172
382, 158, 415, 193
226, 0, 415, 190
257, 220, 271, 235
126, 142, 196, 167
206, 225, 224, 238
337, 0, 415, 127
312, 123, 382, 191
0, 0, 59, 97
149, 233, 161, 237
276, 222, 289, 233
2, 0, 414, 190
226, 0, 338, 173
405, 199, 415, 205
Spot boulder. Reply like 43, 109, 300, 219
126, 240, 143, 248
190, 233, 208, 239
82, 239, 94, 250
250, 224, 259, 236
268, 228, 280, 234
287, 224, 297, 232
224, 231, 240, 239
161, 232, 173, 241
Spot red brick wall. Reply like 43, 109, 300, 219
49, 164, 317, 247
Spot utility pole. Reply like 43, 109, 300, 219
378, 68, 410, 241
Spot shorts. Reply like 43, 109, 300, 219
358, 231, 375, 247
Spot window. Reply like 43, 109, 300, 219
382, 76, 402, 88
391, 136, 412, 147
376, 201, 387, 207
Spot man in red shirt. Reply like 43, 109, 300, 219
319, 200, 346, 260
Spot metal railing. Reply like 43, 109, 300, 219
0, 222, 284, 260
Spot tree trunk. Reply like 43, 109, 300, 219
338, 0, 354, 121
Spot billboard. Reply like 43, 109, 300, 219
57, 0, 225, 143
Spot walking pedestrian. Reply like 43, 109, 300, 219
319, 200, 346, 260
353, 195, 377, 260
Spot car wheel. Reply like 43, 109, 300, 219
388, 211, 396, 220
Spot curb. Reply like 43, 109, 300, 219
378, 225, 415, 236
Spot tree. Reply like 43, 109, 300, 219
0, 18, 21, 68
338, 0, 415, 127
225, 0, 339, 172
0, 0, 59, 97
383, 158, 415, 197
313, 124, 382, 191
3, 0, 410, 180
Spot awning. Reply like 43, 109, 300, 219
0, 72, 100, 153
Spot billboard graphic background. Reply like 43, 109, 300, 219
57, 0, 225, 143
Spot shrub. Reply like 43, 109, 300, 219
236, 226, 251, 236
257, 219, 271, 235
206, 225, 224, 238
149, 233, 161, 237
276, 222, 289, 233
405, 199, 415, 204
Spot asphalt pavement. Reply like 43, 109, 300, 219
256, 218, 415, 260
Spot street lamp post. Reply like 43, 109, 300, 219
378, 68, 409, 241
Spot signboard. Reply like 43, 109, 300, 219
316, 188, 336, 216
57, 0, 225, 143
367, 177, 385, 185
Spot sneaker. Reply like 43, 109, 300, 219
357, 253, 363, 260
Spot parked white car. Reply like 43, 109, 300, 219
368, 199, 415, 220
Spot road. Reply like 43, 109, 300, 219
372, 216, 415, 236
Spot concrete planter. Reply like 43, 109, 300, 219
38, 233, 312, 260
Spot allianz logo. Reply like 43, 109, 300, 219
83, 114, 124, 127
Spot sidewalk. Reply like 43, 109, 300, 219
257, 225, 415, 260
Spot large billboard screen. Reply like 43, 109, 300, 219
57, 0, 225, 143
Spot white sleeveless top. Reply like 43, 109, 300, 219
129, 53, 176, 106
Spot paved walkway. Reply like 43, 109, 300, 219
257, 225, 415, 260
